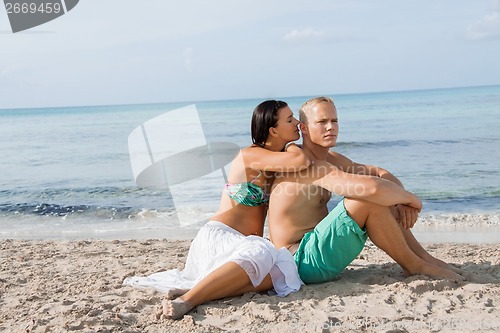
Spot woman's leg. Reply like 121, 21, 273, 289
162, 262, 273, 319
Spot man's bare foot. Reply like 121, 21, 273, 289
165, 288, 189, 300
411, 263, 465, 282
448, 264, 464, 274
162, 298, 194, 320
421, 254, 464, 274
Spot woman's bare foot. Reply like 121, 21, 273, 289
165, 288, 190, 300
162, 298, 194, 320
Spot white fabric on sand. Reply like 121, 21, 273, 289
123, 221, 302, 297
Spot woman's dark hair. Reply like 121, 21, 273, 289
251, 100, 288, 147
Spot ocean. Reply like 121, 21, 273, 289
1, 85, 499, 240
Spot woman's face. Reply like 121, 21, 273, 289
272, 106, 300, 142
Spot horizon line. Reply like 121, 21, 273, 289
1, 83, 499, 111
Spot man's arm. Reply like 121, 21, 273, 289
327, 151, 418, 229
327, 151, 403, 186
295, 161, 422, 211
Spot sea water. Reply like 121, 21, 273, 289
0, 85, 499, 240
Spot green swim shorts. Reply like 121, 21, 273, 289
293, 199, 367, 284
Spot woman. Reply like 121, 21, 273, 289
124, 100, 310, 319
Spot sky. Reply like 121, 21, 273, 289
1, 0, 500, 109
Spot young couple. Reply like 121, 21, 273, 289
124, 97, 463, 320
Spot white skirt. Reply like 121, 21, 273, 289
123, 221, 302, 297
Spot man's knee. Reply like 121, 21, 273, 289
344, 198, 377, 213
344, 198, 388, 224
344, 198, 371, 227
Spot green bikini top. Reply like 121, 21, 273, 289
224, 172, 270, 206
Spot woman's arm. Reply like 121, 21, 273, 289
240, 143, 311, 172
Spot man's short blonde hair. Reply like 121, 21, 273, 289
299, 96, 335, 124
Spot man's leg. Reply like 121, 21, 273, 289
344, 199, 462, 281
162, 262, 273, 319
389, 206, 453, 271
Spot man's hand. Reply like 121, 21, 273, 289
396, 204, 419, 229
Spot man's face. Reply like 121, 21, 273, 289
301, 102, 338, 148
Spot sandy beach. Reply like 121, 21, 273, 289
1, 237, 498, 333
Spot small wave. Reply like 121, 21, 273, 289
336, 137, 496, 149
419, 212, 500, 227
0, 202, 179, 222
420, 191, 500, 202
336, 140, 430, 149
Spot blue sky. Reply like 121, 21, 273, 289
1, 0, 500, 108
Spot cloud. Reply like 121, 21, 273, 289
493, 0, 500, 12
283, 27, 363, 44
465, 2, 500, 41
284, 28, 326, 42
182, 48, 193, 72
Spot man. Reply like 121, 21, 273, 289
268, 97, 462, 284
